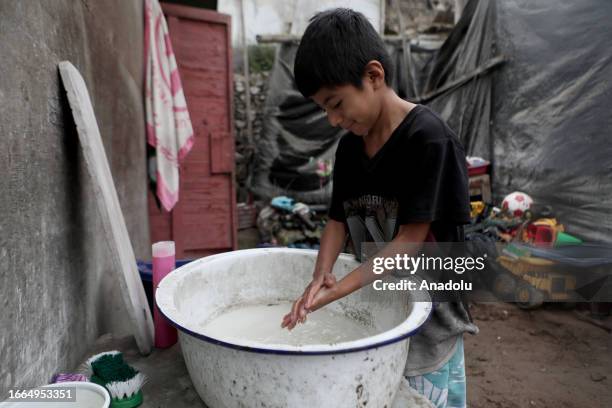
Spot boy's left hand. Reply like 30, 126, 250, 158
281, 276, 338, 330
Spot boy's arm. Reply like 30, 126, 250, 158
311, 219, 348, 281
289, 222, 430, 322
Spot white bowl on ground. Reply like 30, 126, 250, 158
0, 381, 110, 407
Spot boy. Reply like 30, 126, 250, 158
281, 8, 478, 408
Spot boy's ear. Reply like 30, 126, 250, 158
364, 60, 385, 89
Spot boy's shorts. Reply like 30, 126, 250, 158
405, 336, 467, 408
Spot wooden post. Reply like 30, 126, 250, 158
256, 34, 408, 44
392, 0, 418, 98
379, 0, 386, 34
239, 0, 253, 145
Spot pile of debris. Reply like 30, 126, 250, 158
385, 0, 456, 36
466, 191, 582, 247
464, 190, 612, 310
256, 196, 327, 249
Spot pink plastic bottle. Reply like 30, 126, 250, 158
152, 241, 178, 348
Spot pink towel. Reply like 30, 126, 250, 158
144, 0, 194, 211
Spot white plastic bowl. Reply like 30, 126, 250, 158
157, 248, 431, 408
0, 381, 110, 407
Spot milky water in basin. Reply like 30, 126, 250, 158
155, 248, 432, 408
200, 302, 377, 346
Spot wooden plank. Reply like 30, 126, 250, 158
58, 61, 154, 354
178, 176, 233, 250
184, 96, 229, 131
256, 34, 414, 44
161, 2, 231, 25
181, 159, 212, 180
210, 131, 233, 174
469, 174, 492, 203
180, 69, 228, 98
172, 21, 228, 69
225, 11, 238, 251
415, 55, 507, 103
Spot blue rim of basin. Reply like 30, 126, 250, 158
155, 248, 433, 356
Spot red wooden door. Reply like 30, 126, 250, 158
148, 4, 236, 257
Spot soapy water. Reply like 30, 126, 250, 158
200, 302, 376, 346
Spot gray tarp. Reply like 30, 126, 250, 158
250, 0, 612, 242
249, 42, 434, 202
427, 0, 612, 242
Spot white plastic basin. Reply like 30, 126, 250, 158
0, 381, 110, 407
156, 248, 431, 408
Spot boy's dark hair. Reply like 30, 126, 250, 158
294, 8, 393, 98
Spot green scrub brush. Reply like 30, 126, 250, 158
85, 351, 145, 408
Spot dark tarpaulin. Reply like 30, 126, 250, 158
423, 0, 496, 159
491, 0, 612, 242
249, 41, 434, 203
251, 0, 612, 241
249, 44, 338, 203
426, 0, 612, 241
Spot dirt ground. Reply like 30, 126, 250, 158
465, 302, 612, 408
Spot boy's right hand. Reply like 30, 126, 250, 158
304, 271, 337, 310
281, 271, 337, 330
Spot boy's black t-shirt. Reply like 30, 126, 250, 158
328, 105, 478, 375
329, 104, 471, 248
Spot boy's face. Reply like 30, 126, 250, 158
311, 78, 380, 137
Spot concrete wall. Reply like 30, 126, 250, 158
0, 0, 149, 395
